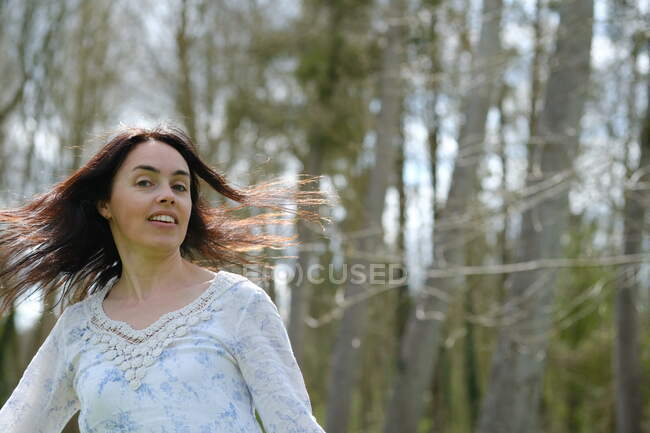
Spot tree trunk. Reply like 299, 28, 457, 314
613, 44, 649, 433
384, 1, 503, 432
289, 145, 323, 366
476, 1, 594, 432
394, 107, 410, 343
325, 2, 405, 431
175, 0, 197, 142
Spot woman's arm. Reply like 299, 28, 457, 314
234, 282, 326, 433
0, 307, 79, 433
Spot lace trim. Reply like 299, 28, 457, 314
82, 270, 245, 390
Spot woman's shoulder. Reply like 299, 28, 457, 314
213, 270, 281, 320
216, 269, 268, 303
40, 301, 89, 344
57, 301, 88, 328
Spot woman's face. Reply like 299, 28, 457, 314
97, 140, 192, 256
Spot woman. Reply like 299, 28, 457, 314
0, 125, 328, 432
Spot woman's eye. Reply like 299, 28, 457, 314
136, 180, 186, 191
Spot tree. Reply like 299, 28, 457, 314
383, 1, 504, 432
324, 1, 405, 431
476, 1, 595, 432
613, 36, 649, 433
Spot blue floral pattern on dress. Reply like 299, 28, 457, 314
0, 271, 326, 433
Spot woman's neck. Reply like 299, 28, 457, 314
110, 255, 211, 303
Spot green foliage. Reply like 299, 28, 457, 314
295, 35, 376, 96
292, 2, 377, 167
0, 312, 17, 404
225, 88, 295, 137
543, 213, 617, 433
555, 217, 612, 346
223, 0, 377, 175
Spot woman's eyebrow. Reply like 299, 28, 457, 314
132, 164, 190, 178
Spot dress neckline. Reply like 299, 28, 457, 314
83, 269, 248, 389
91, 270, 223, 336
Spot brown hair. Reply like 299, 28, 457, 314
0, 124, 329, 314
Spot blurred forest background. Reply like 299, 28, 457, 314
0, 0, 649, 432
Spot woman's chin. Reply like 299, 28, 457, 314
128, 238, 183, 254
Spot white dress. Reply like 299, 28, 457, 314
0, 270, 326, 433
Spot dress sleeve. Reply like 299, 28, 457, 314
234, 283, 326, 433
0, 307, 80, 433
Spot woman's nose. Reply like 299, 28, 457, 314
157, 186, 175, 204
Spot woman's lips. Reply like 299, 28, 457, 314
148, 220, 176, 228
